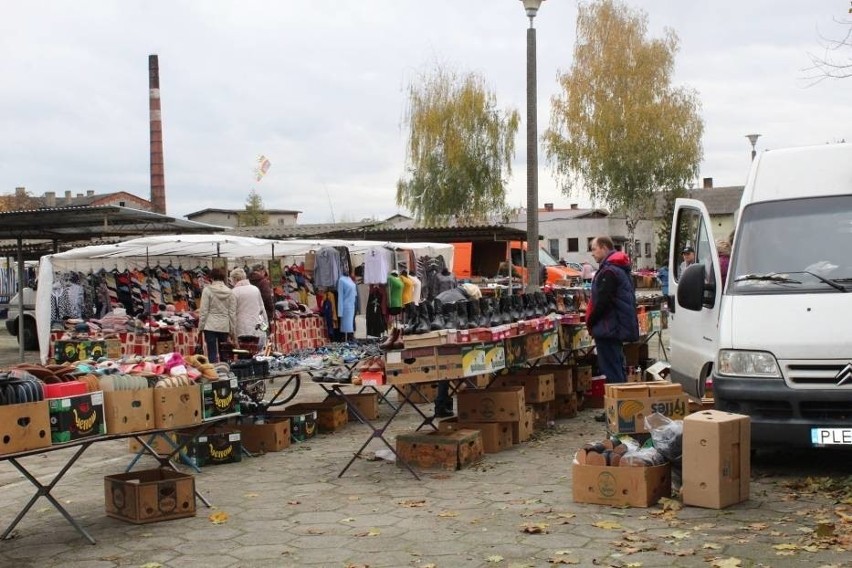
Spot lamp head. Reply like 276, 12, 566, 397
746, 133, 761, 148
520, 0, 545, 20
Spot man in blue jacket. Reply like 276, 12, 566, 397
586, 237, 640, 421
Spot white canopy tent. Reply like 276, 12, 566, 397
36, 234, 454, 362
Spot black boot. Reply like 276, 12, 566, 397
545, 291, 558, 313
479, 297, 493, 327
499, 295, 512, 324
456, 300, 469, 329
403, 303, 418, 334
467, 298, 481, 328
509, 295, 522, 322
533, 292, 546, 317
430, 299, 445, 330
414, 302, 431, 334
524, 294, 536, 319
443, 301, 459, 330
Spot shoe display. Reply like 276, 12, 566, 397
430, 299, 445, 330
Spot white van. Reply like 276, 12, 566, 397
668, 143, 852, 448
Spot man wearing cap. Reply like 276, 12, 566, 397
679, 246, 695, 278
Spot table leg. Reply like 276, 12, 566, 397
3, 444, 96, 545
326, 384, 421, 480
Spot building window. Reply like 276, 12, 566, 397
645, 242, 651, 257
548, 239, 559, 259
567, 237, 579, 252
634, 240, 641, 259
587, 237, 594, 252
118, 201, 126, 207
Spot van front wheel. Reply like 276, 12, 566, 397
20, 317, 38, 351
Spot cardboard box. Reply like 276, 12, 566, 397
395, 429, 484, 470
604, 382, 689, 435
438, 418, 513, 454
402, 330, 449, 348
460, 342, 506, 377
573, 365, 593, 392
396, 383, 438, 404
0, 400, 51, 455
553, 393, 579, 419
237, 418, 291, 453
285, 400, 348, 433
682, 410, 751, 509
54, 339, 107, 363
268, 410, 318, 442
531, 401, 554, 430
181, 429, 242, 467
103, 389, 155, 435
385, 347, 439, 385
200, 378, 240, 419
153, 384, 203, 430
435, 346, 464, 378
511, 405, 534, 444
494, 373, 555, 403
105, 468, 196, 524
48, 391, 106, 444
105, 338, 123, 359
326, 393, 379, 421
458, 386, 525, 423
572, 460, 672, 507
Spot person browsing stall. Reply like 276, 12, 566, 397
586, 236, 640, 421
199, 267, 237, 363
230, 267, 268, 349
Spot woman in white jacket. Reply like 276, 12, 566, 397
199, 267, 237, 363
229, 267, 269, 350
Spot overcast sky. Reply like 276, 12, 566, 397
2, 1, 849, 223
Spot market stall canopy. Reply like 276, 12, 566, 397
36, 234, 454, 362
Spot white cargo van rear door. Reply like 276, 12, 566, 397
668, 199, 722, 397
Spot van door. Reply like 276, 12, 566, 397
668, 198, 722, 397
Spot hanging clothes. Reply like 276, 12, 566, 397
386, 272, 403, 312
399, 272, 414, 305
364, 246, 391, 284
366, 285, 388, 338
314, 247, 341, 289
337, 275, 357, 334
408, 274, 422, 305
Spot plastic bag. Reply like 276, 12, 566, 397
620, 446, 666, 467
644, 412, 683, 463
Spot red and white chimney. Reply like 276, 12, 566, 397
149, 54, 166, 214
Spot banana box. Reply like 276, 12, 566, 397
604, 382, 689, 435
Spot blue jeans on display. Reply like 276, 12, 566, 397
595, 337, 627, 384
203, 330, 230, 363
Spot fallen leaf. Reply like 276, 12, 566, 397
703, 543, 722, 550
711, 558, 742, 568
287, 500, 301, 505
355, 528, 381, 537
593, 520, 623, 530
658, 497, 683, 512
773, 543, 799, 551
340, 517, 356, 523
398, 499, 427, 508
243, 492, 259, 498
486, 554, 504, 563
816, 522, 836, 537
746, 522, 769, 531
775, 550, 796, 556
306, 528, 325, 535
548, 555, 580, 565
520, 522, 549, 534
625, 563, 643, 567
139, 564, 163, 568
438, 511, 459, 518
668, 530, 691, 540
208, 511, 229, 525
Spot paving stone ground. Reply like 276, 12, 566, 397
0, 331, 849, 568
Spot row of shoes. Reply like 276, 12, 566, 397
310, 367, 352, 384
390, 292, 560, 339
355, 356, 385, 373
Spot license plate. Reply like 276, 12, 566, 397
811, 428, 852, 446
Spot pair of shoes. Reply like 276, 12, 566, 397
434, 408, 454, 418
594, 412, 607, 422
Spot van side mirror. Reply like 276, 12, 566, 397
677, 263, 716, 310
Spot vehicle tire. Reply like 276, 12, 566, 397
21, 317, 39, 351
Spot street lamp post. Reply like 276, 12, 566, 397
746, 133, 761, 161
520, 0, 545, 291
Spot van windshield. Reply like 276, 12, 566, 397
729, 195, 852, 294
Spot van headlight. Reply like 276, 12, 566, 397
717, 350, 781, 378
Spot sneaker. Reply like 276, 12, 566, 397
594, 412, 607, 422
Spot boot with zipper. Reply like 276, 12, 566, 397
466, 297, 481, 328
414, 302, 431, 334
430, 299, 445, 330
456, 300, 469, 329
479, 297, 493, 327
442, 301, 459, 330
